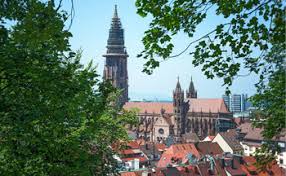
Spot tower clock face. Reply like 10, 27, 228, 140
158, 128, 164, 134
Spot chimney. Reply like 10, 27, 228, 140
239, 156, 244, 164
220, 158, 225, 168
231, 159, 235, 169
134, 158, 140, 170
145, 143, 149, 150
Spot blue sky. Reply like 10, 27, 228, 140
63, 0, 258, 101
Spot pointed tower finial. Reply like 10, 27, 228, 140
175, 76, 181, 91
186, 76, 197, 98
113, 5, 118, 18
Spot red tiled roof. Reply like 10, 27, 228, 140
123, 102, 173, 114
127, 141, 140, 149
120, 172, 137, 176
198, 159, 229, 176
156, 143, 166, 151
234, 117, 243, 126
239, 122, 286, 142
241, 156, 286, 176
225, 159, 247, 176
135, 139, 146, 146
271, 163, 286, 176
197, 162, 212, 176
120, 149, 142, 155
187, 98, 229, 113
121, 156, 148, 163
182, 132, 200, 143
214, 160, 228, 176
243, 156, 256, 164
157, 143, 200, 168
124, 98, 230, 114
225, 166, 247, 176
195, 141, 223, 155
219, 130, 243, 152
238, 122, 264, 140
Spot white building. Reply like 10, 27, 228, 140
212, 129, 243, 154
238, 122, 286, 169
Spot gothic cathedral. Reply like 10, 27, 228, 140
103, 5, 129, 106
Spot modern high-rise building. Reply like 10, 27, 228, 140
231, 94, 242, 113
241, 94, 248, 112
103, 5, 129, 106
222, 95, 230, 111
222, 94, 249, 112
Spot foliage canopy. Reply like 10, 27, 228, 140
135, 0, 285, 169
0, 0, 136, 175
135, 0, 285, 141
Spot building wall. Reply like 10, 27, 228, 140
241, 141, 286, 169
153, 117, 171, 142
136, 114, 157, 140
135, 110, 234, 141
277, 151, 286, 169
241, 142, 258, 156
213, 133, 234, 154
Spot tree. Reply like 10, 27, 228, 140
135, 0, 285, 145
0, 0, 136, 175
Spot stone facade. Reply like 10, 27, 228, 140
124, 78, 235, 143
103, 5, 129, 106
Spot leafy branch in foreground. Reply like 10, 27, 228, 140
135, 1, 285, 169
135, 0, 285, 141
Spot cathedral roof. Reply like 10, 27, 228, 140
123, 102, 173, 114
187, 98, 229, 113
124, 98, 230, 114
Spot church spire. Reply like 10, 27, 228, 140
173, 76, 184, 103
186, 76, 197, 98
103, 5, 128, 55
113, 5, 118, 19
103, 5, 129, 107
189, 77, 195, 92
175, 76, 182, 92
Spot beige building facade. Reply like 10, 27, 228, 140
124, 78, 235, 143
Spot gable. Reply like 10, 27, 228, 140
213, 133, 234, 153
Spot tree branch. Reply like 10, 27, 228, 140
166, 23, 231, 59
246, 0, 272, 16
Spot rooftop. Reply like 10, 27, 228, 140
218, 129, 243, 152
188, 98, 230, 113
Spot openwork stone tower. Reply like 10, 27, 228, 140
103, 5, 129, 106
